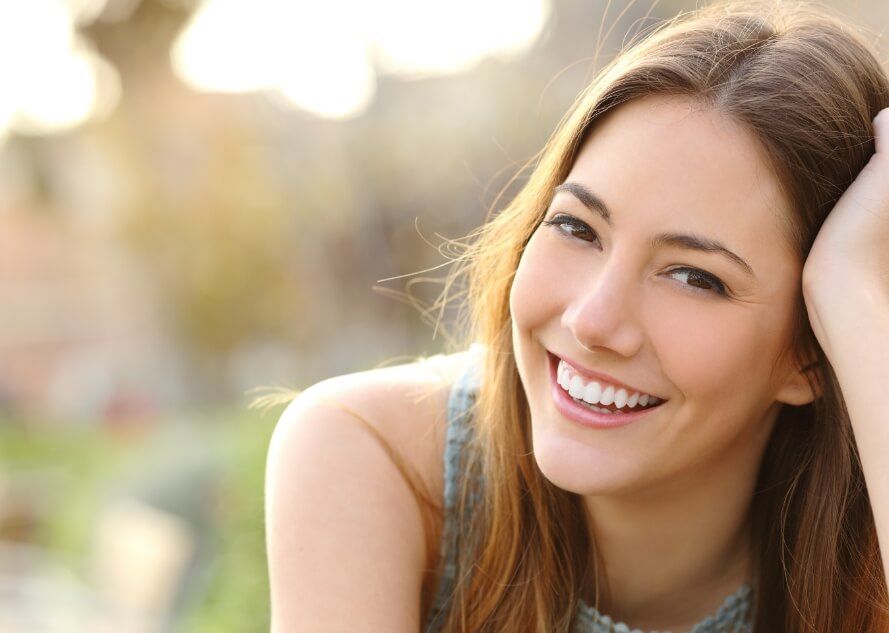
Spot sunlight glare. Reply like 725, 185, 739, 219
0, 0, 120, 139
172, 0, 551, 119
370, 0, 551, 78
171, 0, 375, 119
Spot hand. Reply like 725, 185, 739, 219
802, 108, 889, 356
802, 108, 889, 306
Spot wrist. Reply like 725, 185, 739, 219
803, 273, 889, 360
803, 264, 889, 311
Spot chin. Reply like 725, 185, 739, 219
531, 432, 641, 496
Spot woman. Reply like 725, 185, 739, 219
265, 0, 889, 630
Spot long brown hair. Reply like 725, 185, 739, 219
425, 1, 889, 630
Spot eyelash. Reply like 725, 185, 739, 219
540, 214, 730, 297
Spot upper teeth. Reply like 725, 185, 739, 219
557, 360, 662, 409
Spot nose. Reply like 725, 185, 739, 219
560, 258, 645, 358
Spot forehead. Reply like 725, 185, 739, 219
565, 95, 795, 261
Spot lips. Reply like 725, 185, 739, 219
546, 351, 662, 400
546, 351, 666, 429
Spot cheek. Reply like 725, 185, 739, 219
649, 302, 786, 403
509, 235, 561, 329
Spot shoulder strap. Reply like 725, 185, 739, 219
423, 350, 482, 632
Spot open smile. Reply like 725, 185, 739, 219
546, 352, 667, 429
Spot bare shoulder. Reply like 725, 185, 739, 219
280, 348, 476, 491
264, 349, 475, 632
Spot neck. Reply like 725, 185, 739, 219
581, 411, 776, 629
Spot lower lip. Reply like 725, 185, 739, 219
548, 353, 665, 429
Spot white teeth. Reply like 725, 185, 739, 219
555, 358, 663, 410
614, 388, 628, 409
582, 381, 601, 405
569, 375, 585, 399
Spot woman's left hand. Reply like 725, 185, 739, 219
801, 108, 889, 588
802, 107, 889, 351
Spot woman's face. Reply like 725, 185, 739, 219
509, 94, 817, 496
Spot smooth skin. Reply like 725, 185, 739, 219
801, 107, 889, 589
264, 98, 889, 631
509, 95, 818, 628
265, 350, 475, 632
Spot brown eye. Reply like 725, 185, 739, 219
666, 267, 728, 296
541, 214, 600, 244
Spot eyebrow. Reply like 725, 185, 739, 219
552, 182, 756, 278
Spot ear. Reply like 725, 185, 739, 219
775, 359, 822, 406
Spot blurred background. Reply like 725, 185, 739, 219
0, 0, 884, 630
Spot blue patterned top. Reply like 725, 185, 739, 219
423, 346, 755, 633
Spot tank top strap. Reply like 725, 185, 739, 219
423, 345, 484, 632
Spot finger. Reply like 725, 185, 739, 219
872, 107, 889, 157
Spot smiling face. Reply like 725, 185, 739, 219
509, 94, 817, 496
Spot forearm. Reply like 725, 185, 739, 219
805, 278, 889, 580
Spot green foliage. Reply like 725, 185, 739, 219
0, 406, 281, 632
182, 406, 279, 632
0, 421, 133, 561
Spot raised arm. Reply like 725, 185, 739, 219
801, 107, 889, 586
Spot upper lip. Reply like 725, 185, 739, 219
550, 351, 664, 399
